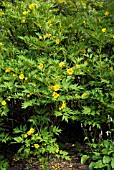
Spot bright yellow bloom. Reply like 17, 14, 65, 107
110, 67, 113, 71
81, 93, 87, 98
24, 134, 27, 138
48, 20, 51, 24
67, 68, 74, 75
105, 11, 109, 16
27, 94, 30, 98
2, 100, 7, 106
45, 33, 51, 38
0, 42, 3, 46
53, 84, 60, 91
21, 19, 25, 23
0, 11, 4, 16
56, 39, 60, 45
72, 144, 75, 146
61, 102, 66, 109
59, 62, 64, 68
30, 128, 35, 133
112, 36, 114, 39
39, 63, 43, 69
52, 92, 59, 98
75, 64, 80, 69
56, 149, 59, 153
27, 128, 35, 135
69, 23, 72, 27
39, 35, 43, 40
23, 11, 28, 15
29, 3, 37, 10
84, 61, 88, 65
27, 130, 32, 135
5, 69, 11, 73
19, 74, 24, 80
102, 28, 106, 32
34, 144, 39, 148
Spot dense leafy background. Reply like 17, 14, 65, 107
0, 0, 114, 169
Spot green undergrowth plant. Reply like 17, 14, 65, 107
0, 155, 9, 170
81, 140, 114, 170
0, 0, 114, 169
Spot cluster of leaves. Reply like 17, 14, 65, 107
81, 140, 114, 170
0, 0, 114, 169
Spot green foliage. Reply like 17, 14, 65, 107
0, 155, 9, 170
81, 140, 114, 170
0, 0, 114, 169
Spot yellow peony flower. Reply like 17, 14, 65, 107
112, 36, 114, 39
48, 20, 51, 24
69, 23, 73, 27
75, 64, 80, 69
23, 11, 28, 15
29, 3, 37, 10
30, 128, 35, 133
2, 100, 7, 106
39, 63, 43, 69
102, 28, 106, 32
27, 130, 32, 135
67, 68, 74, 75
84, 61, 88, 65
34, 144, 39, 149
39, 36, 43, 40
24, 134, 27, 138
45, 33, 51, 38
0, 42, 3, 46
5, 69, 11, 73
105, 11, 109, 16
0, 11, 4, 16
53, 84, 60, 91
81, 93, 87, 98
21, 19, 25, 23
56, 149, 59, 153
52, 92, 59, 99
61, 102, 66, 109
56, 39, 59, 45
59, 62, 64, 68
27, 128, 35, 135
19, 74, 24, 80
110, 67, 113, 71
27, 94, 30, 98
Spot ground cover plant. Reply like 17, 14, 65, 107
0, 0, 114, 169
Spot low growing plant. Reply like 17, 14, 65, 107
0, 0, 114, 169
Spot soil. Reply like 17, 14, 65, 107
8, 121, 89, 170
9, 142, 88, 170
